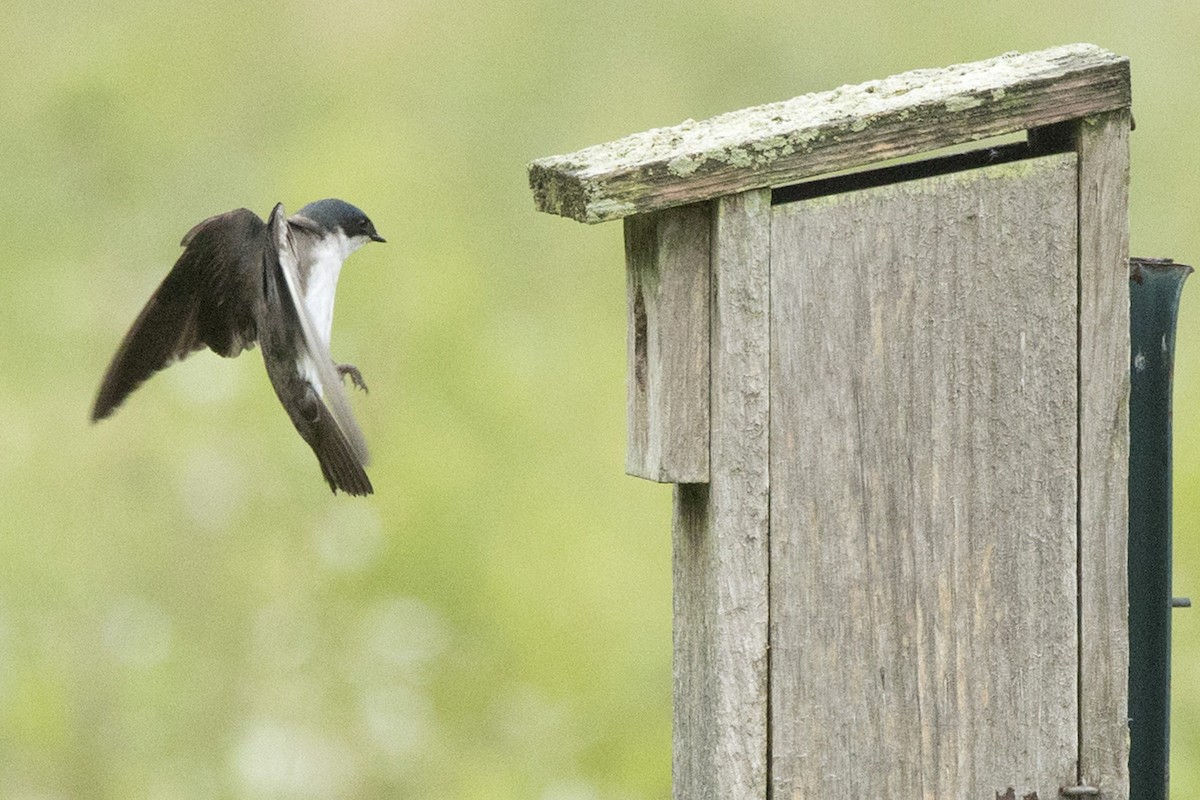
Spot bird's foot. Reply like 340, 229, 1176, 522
337, 363, 368, 393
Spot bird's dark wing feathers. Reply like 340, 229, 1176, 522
91, 209, 267, 421
262, 204, 373, 495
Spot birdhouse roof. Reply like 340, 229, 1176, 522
528, 43, 1129, 223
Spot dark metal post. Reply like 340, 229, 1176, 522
1128, 257, 1192, 800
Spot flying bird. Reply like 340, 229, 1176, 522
91, 199, 385, 496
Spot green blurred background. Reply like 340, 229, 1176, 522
1, 1, 1198, 797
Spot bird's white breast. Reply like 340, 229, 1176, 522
295, 229, 369, 394
302, 233, 352, 347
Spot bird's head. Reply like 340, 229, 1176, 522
292, 198, 386, 256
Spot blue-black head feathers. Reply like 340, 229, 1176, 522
296, 198, 386, 243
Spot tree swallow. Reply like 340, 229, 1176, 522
91, 199, 385, 496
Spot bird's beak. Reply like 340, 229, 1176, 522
370, 233, 387, 243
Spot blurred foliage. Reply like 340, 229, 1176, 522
1, 0, 1198, 798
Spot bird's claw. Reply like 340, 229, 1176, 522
337, 363, 368, 393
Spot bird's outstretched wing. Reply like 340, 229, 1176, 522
263, 204, 372, 495
91, 209, 267, 421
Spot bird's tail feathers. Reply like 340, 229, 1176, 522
308, 406, 374, 496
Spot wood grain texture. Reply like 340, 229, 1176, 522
769, 155, 1080, 797
625, 205, 711, 483
1075, 109, 1131, 798
673, 189, 770, 800
529, 44, 1128, 223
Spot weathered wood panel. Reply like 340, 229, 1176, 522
673, 189, 770, 800
1076, 109, 1131, 798
769, 154, 1079, 797
529, 44, 1128, 223
625, 204, 710, 483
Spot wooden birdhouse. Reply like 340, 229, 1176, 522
529, 44, 1132, 799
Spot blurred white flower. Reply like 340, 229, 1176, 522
313, 504, 384, 573
359, 596, 449, 673
102, 596, 172, 668
177, 445, 245, 531
233, 721, 359, 799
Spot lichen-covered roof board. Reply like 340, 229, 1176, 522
528, 43, 1130, 223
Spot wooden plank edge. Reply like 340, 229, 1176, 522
1075, 109, 1131, 799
